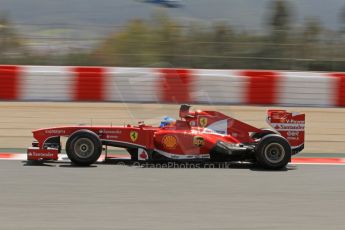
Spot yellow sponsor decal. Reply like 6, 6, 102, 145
199, 117, 208, 127
162, 135, 177, 149
130, 131, 138, 142
193, 136, 204, 147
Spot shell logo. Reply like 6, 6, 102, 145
162, 135, 177, 149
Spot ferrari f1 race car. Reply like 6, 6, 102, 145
27, 105, 305, 169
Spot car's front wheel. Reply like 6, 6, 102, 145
66, 130, 102, 166
255, 134, 291, 170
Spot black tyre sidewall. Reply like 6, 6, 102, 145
66, 130, 102, 166
255, 134, 291, 170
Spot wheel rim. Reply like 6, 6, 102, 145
73, 138, 95, 159
264, 143, 285, 164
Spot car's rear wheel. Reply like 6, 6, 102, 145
255, 134, 291, 170
66, 130, 102, 166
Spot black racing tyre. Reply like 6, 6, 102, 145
66, 130, 102, 166
255, 134, 291, 170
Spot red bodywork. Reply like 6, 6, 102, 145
27, 107, 305, 162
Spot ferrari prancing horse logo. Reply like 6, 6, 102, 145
199, 117, 208, 127
130, 131, 138, 142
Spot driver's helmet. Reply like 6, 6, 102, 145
159, 116, 176, 127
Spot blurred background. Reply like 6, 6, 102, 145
1, 0, 345, 154
2, 2, 345, 230
1, 0, 345, 71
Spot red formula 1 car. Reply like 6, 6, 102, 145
27, 105, 305, 169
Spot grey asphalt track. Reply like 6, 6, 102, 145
0, 160, 345, 230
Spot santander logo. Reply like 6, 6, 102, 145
273, 123, 304, 131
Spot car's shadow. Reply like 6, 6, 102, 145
59, 164, 97, 168
22, 161, 97, 168
102, 159, 296, 171
22, 159, 296, 171
22, 160, 56, 167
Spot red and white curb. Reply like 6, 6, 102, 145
291, 157, 345, 165
2, 65, 345, 107
0, 153, 130, 162
1, 153, 345, 165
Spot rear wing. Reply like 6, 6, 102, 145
267, 110, 305, 153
